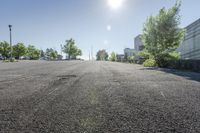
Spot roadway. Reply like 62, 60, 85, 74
0, 61, 200, 132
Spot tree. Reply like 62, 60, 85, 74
40, 50, 45, 58
63, 38, 82, 60
50, 50, 58, 60
0, 41, 11, 60
109, 52, 117, 62
27, 45, 40, 60
46, 48, 58, 60
139, 51, 152, 61
127, 56, 135, 63
96, 49, 108, 61
141, 0, 185, 66
13, 43, 27, 59
76, 49, 82, 57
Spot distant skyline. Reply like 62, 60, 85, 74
0, 0, 200, 60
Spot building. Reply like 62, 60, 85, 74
134, 35, 144, 52
124, 48, 136, 57
116, 54, 124, 62
178, 18, 200, 59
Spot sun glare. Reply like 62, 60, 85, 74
108, 0, 124, 9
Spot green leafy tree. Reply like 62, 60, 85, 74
13, 43, 27, 59
27, 45, 40, 60
141, 0, 185, 66
109, 52, 117, 62
96, 49, 108, 61
76, 49, 82, 57
46, 48, 58, 60
51, 50, 58, 59
0, 41, 11, 60
63, 38, 82, 59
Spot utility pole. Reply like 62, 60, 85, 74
91, 45, 93, 61
8, 25, 13, 60
89, 50, 90, 61
60, 44, 63, 55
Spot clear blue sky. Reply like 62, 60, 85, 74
0, 0, 199, 59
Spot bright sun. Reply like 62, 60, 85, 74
108, 0, 124, 9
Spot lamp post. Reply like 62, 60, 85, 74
8, 25, 13, 60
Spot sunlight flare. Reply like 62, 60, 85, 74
108, 0, 124, 9
107, 25, 111, 31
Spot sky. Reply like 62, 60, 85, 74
0, 0, 200, 60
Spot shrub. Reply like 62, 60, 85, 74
167, 52, 180, 61
155, 52, 180, 67
143, 59, 157, 67
3, 60, 10, 63
139, 51, 151, 60
127, 56, 135, 63
3, 59, 18, 63
109, 52, 117, 62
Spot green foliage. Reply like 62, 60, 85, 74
76, 49, 82, 57
2, 60, 10, 63
157, 52, 181, 67
109, 52, 117, 62
143, 58, 157, 67
96, 50, 108, 61
168, 51, 180, 61
27, 45, 40, 60
141, 0, 185, 66
0, 41, 11, 59
13, 43, 27, 59
127, 56, 135, 63
63, 38, 82, 59
3, 58, 18, 63
50, 51, 58, 59
46, 48, 58, 60
139, 51, 151, 60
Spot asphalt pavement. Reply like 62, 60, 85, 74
0, 61, 200, 133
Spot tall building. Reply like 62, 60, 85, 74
134, 35, 144, 52
178, 18, 200, 59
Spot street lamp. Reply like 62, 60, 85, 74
8, 25, 13, 60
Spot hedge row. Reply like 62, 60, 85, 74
167, 60, 200, 72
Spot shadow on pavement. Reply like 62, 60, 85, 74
140, 67, 200, 82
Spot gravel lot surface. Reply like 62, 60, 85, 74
0, 61, 200, 132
